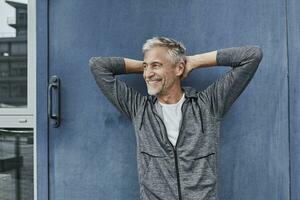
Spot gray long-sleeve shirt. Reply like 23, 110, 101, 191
89, 46, 263, 200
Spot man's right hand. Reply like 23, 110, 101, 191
181, 56, 194, 80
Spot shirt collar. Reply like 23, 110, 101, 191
148, 86, 198, 105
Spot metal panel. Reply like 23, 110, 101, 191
287, 0, 300, 199
211, 1, 290, 200
45, 0, 289, 199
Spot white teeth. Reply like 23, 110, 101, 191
148, 79, 160, 81
148, 80, 160, 83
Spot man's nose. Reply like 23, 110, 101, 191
144, 68, 155, 78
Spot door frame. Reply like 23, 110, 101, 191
36, 0, 49, 200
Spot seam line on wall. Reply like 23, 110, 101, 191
284, 0, 291, 199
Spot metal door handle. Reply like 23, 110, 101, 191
48, 75, 60, 127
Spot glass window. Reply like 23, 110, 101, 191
11, 42, 27, 56
0, 128, 34, 200
0, 63, 9, 77
0, 1, 28, 108
0, 42, 9, 53
11, 62, 27, 77
0, 83, 9, 98
0, 0, 34, 198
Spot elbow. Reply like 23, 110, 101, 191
89, 57, 109, 74
249, 45, 263, 63
254, 46, 263, 62
89, 57, 101, 71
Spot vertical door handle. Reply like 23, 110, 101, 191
48, 75, 60, 127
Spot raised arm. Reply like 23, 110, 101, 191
123, 58, 144, 74
190, 46, 263, 120
89, 57, 146, 121
181, 50, 218, 79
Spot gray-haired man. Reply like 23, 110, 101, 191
90, 36, 263, 200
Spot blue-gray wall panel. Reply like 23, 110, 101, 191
212, 1, 290, 200
287, 0, 300, 199
46, 0, 290, 200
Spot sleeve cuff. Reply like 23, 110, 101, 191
110, 57, 126, 75
216, 47, 241, 67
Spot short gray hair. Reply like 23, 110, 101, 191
142, 36, 186, 64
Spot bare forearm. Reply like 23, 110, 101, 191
124, 58, 144, 74
188, 50, 218, 70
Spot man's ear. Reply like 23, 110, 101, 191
175, 61, 185, 77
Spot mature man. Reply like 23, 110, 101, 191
89, 36, 263, 200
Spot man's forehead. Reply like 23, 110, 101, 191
142, 60, 163, 65
143, 47, 169, 62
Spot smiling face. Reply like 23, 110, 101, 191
143, 46, 183, 96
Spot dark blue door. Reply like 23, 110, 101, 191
46, 0, 290, 200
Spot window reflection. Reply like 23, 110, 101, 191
0, 0, 27, 108
0, 127, 33, 200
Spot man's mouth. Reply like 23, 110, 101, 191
147, 79, 162, 84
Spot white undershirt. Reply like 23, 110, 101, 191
158, 93, 186, 147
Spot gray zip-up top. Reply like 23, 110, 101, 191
89, 46, 263, 200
